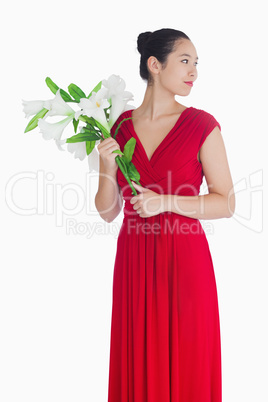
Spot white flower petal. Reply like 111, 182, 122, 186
108, 97, 126, 129
95, 87, 108, 100
101, 98, 110, 109
91, 108, 110, 132
116, 79, 126, 93
124, 103, 136, 112
77, 97, 96, 119
75, 90, 110, 131
75, 110, 84, 120
102, 75, 128, 99
108, 74, 119, 85
87, 143, 100, 173
46, 89, 75, 117
55, 139, 67, 151
122, 90, 134, 101
67, 142, 87, 161
22, 99, 45, 118
38, 116, 73, 141
78, 97, 92, 109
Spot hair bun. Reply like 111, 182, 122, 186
137, 31, 152, 54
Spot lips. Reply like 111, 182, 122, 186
184, 81, 193, 87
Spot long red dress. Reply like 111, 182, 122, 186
107, 106, 222, 402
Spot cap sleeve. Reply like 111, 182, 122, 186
199, 112, 221, 150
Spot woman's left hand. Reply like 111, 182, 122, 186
129, 181, 165, 218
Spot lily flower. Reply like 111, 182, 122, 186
46, 89, 75, 117
67, 142, 87, 161
66, 139, 101, 171
108, 95, 135, 129
87, 142, 101, 172
22, 99, 51, 118
102, 74, 133, 100
22, 89, 75, 120
102, 74, 134, 128
38, 116, 73, 141
75, 88, 110, 132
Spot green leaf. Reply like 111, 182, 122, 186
72, 118, 79, 133
86, 117, 97, 126
123, 138, 136, 163
127, 161, 141, 182
93, 119, 110, 139
80, 126, 95, 133
112, 149, 124, 156
59, 89, 73, 102
116, 155, 127, 175
24, 108, 49, 133
45, 77, 74, 102
86, 141, 95, 155
66, 132, 100, 143
78, 116, 97, 127
68, 83, 86, 102
88, 80, 102, 98
115, 156, 139, 195
45, 77, 59, 94
113, 117, 133, 139
80, 126, 102, 139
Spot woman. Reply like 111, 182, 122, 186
95, 28, 235, 402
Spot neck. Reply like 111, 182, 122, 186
136, 83, 183, 120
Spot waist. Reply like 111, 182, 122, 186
122, 211, 205, 236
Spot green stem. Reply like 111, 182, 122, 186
115, 155, 138, 196
97, 132, 139, 196
78, 116, 103, 140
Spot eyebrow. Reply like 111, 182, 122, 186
178, 53, 199, 60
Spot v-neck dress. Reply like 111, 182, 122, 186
107, 106, 222, 402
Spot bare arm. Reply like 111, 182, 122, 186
94, 137, 124, 223
164, 126, 236, 219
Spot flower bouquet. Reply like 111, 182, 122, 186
22, 74, 141, 195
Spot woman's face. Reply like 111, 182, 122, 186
152, 39, 199, 96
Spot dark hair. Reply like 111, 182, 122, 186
137, 28, 191, 85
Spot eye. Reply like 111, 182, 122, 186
181, 59, 198, 66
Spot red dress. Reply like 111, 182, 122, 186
107, 107, 222, 402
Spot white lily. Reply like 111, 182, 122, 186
87, 141, 101, 172
66, 139, 101, 171
67, 142, 87, 161
22, 89, 75, 119
102, 74, 134, 129
46, 89, 75, 117
55, 139, 67, 151
108, 95, 136, 129
75, 88, 110, 132
102, 74, 133, 100
38, 116, 73, 141
22, 99, 51, 118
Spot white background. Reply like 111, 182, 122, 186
1, 0, 267, 401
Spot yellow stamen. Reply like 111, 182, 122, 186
96, 101, 100, 107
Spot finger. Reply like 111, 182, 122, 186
131, 181, 148, 192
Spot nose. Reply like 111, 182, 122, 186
189, 65, 197, 79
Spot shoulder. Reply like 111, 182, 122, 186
190, 107, 221, 132
191, 106, 220, 122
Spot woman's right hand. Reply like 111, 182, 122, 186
97, 136, 122, 172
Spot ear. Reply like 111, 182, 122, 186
147, 56, 162, 77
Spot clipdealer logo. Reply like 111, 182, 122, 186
5, 168, 264, 236
5, 170, 123, 238
5, 170, 96, 226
